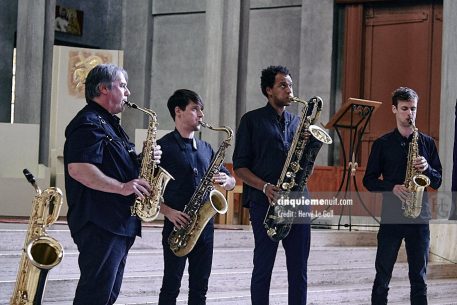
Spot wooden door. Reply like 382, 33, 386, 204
342, 0, 442, 167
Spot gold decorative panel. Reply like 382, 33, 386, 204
68, 51, 113, 98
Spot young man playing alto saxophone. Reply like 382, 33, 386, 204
363, 87, 442, 305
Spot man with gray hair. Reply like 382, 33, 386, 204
64, 64, 160, 304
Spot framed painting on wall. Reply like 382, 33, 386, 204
55, 5, 83, 36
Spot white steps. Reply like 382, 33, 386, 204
0, 223, 456, 305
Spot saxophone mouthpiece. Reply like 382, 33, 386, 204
23, 168, 40, 193
23, 169, 36, 184
125, 101, 138, 109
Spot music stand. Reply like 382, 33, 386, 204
322, 98, 382, 230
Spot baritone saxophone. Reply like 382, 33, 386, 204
10, 169, 64, 305
264, 96, 332, 241
126, 101, 174, 222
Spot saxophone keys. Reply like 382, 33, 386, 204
289, 162, 301, 173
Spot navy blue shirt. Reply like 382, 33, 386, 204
232, 103, 301, 207
64, 101, 141, 237
363, 128, 442, 223
158, 130, 230, 235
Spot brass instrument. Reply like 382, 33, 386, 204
168, 122, 233, 257
264, 96, 332, 241
402, 120, 431, 218
11, 169, 64, 305
126, 101, 174, 222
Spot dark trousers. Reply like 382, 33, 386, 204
250, 201, 311, 305
72, 222, 135, 305
158, 227, 214, 305
372, 224, 430, 305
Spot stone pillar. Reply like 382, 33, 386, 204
203, 0, 242, 160
439, 0, 457, 194
40, 0, 56, 165
121, 0, 153, 138
15, 0, 54, 165
298, 0, 335, 165
430, 0, 457, 263
14, 0, 46, 124
235, 0, 250, 129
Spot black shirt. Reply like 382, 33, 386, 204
363, 128, 442, 223
64, 101, 141, 237
232, 102, 301, 207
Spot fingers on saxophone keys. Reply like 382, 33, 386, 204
133, 179, 151, 198
153, 145, 162, 163
176, 212, 190, 228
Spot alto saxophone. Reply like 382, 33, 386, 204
126, 101, 174, 222
11, 169, 64, 305
264, 96, 332, 241
168, 122, 233, 257
402, 120, 431, 218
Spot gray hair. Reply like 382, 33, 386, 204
84, 64, 128, 102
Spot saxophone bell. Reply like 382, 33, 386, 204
11, 170, 64, 305
209, 189, 228, 214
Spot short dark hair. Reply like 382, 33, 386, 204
167, 89, 204, 121
392, 87, 418, 107
260, 65, 290, 97
85, 64, 128, 103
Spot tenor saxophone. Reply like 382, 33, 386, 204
10, 169, 64, 305
402, 120, 430, 218
126, 101, 174, 222
168, 122, 233, 257
264, 96, 332, 241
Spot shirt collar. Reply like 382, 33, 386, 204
394, 128, 413, 142
173, 129, 197, 150
87, 100, 120, 125
264, 102, 291, 124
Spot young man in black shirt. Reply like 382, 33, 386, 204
233, 66, 311, 305
157, 89, 235, 305
363, 87, 442, 305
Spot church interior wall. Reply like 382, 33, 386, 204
245, 6, 302, 113
54, 0, 123, 50
149, 12, 206, 131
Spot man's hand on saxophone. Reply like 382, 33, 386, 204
392, 184, 410, 203
263, 183, 281, 206
153, 144, 162, 164
160, 203, 191, 229
141, 141, 163, 164
212, 172, 236, 190
413, 156, 428, 172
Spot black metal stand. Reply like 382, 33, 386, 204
314, 98, 382, 231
